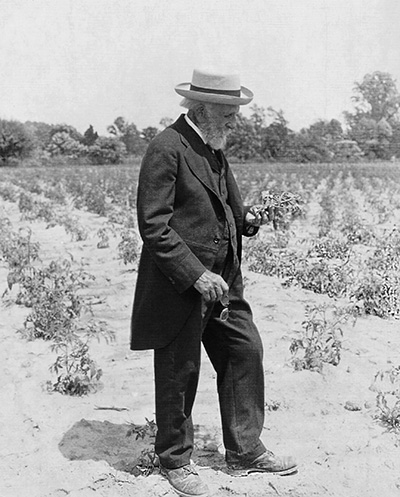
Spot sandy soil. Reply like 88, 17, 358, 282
1, 197, 400, 497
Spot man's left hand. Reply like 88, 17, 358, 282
246, 205, 274, 227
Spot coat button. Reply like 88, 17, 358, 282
213, 237, 220, 244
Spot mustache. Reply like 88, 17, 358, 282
201, 119, 232, 150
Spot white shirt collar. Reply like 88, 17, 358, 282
184, 114, 207, 144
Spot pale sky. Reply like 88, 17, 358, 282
1, 0, 400, 135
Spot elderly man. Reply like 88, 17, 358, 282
130, 68, 297, 497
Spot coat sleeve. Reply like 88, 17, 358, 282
136, 138, 206, 294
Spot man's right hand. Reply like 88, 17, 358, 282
193, 270, 229, 303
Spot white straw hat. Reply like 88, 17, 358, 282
175, 68, 253, 105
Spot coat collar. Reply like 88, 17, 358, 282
171, 114, 220, 196
170, 114, 244, 232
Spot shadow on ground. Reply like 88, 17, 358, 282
59, 419, 224, 476
193, 424, 226, 470
59, 419, 156, 476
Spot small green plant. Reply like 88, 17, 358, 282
127, 418, 157, 440
265, 399, 281, 411
19, 259, 94, 339
245, 239, 300, 279
74, 184, 107, 216
367, 228, 400, 273
48, 319, 115, 396
351, 231, 400, 318
352, 273, 400, 319
284, 258, 352, 298
373, 366, 400, 431
254, 190, 303, 230
0, 182, 19, 202
118, 228, 140, 265
340, 214, 375, 245
18, 191, 56, 224
307, 235, 351, 260
127, 418, 158, 476
318, 190, 338, 237
43, 183, 68, 205
0, 223, 41, 297
58, 213, 88, 241
11, 255, 114, 396
97, 226, 110, 249
18, 190, 35, 214
290, 304, 353, 372
246, 237, 353, 298
136, 448, 158, 476
0, 224, 40, 271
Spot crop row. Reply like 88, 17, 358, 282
2, 161, 400, 311
0, 217, 115, 395
1, 160, 399, 430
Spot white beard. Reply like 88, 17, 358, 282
206, 134, 228, 151
200, 115, 231, 150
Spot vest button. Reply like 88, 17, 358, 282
213, 237, 220, 244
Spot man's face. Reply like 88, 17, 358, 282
206, 104, 240, 133
201, 103, 240, 150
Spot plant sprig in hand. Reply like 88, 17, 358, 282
249, 190, 303, 230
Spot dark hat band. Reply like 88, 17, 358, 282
189, 84, 241, 97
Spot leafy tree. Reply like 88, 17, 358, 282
0, 120, 35, 164
82, 125, 99, 146
308, 119, 343, 144
389, 121, 400, 157
249, 104, 267, 133
87, 137, 126, 164
107, 116, 128, 136
351, 71, 400, 122
46, 132, 87, 158
107, 116, 146, 156
25, 121, 53, 150
141, 126, 159, 143
287, 129, 332, 163
225, 113, 262, 161
261, 107, 294, 159
347, 116, 393, 159
331, 140, 363, 161
49, 124, 84, 143
288, 119, 346, 162
345, 71, 400, 159
159, 117, 173, 129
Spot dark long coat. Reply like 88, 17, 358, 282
130, 115, 257, 350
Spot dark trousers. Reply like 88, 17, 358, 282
154, 269, 266, 469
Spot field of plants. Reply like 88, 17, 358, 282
1, 159, 400, 497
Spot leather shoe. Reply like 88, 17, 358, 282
227, 450, 298, 476
160, 463, 210, 496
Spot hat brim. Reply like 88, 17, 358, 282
175, 83, 253, 105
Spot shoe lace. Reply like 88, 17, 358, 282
182, 464, 199, 476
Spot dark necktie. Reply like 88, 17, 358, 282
206, 144, 223, 165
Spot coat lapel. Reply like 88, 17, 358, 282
220, 150, 245, 227
183, 147, 220, 196
172, 115, 220, 196
171, 115, 245, 228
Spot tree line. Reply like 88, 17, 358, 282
1, 71, 400, 166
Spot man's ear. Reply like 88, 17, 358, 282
197, 103, 208, 119
189, 104, 206, 126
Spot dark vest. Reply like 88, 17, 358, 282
204, 145, 239, 283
